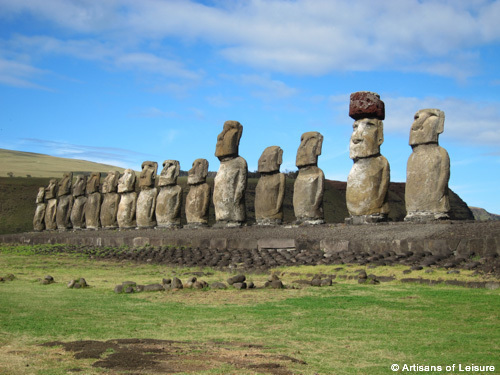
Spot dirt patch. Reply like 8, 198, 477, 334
41, 338, 306, 374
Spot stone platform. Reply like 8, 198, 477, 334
1, 221, 499, 258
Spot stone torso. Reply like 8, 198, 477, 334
156, 185, 182, 227
346, 155, 390, 216
255, 173, 285, 222
293, 166, 324, 221
100, 193, 121, 229
136, 188, 158, 228
185, 183, 211, 225
213, 156, 247, 223
406, 144, 450, 214
71, 196, 87, 229
117, 191, 137, 229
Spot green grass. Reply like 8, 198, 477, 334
0, 248, 498, 374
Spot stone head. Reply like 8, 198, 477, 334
139, 161, 158, 188
296, 132, 323, 168
159, 160, 180, 186
36, 187, 45, 204
215, 120, 243, 159
188, 158, 209, 185
102, 171, 120, 193
349, 118, 384, 160
57, 172, 73, 197
118, 169, 136, 193
258, 146, 283, 173
410, 108, 445, 146
72, 175, 87, 197
45, 179, 57, 200
86, 172, 101, 194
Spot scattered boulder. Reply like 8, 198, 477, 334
211, 282, 227, 289
143, 284, 164, 292
68, 277, 89, 289
114, 284, 124, 293
41, 275, 55, 285
171, 277, 183, 289
227, 274, 246, 285
233, 282, 247, 290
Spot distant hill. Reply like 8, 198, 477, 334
0, 148, 127, 178
469, 207, 500, 221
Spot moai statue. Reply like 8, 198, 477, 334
33, 187, 46, 232
213, 120, 248, 227
405, 109, 450, 221
70, 174, 87, 230
346, 91, 390, 224
185, 158, 211, 228
56, 172, 74, 230
255, 146, 286, 225
85, 172, 101, 230
293, 132, 325, 225
44, 179, 58, 230
100, 171, 121, 229
156, 160, 182, 228
117, 169, 137, 229
136, 161, 158, 229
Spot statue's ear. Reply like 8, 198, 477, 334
436, 110, 445, 134
316, 134, 324, 156
278, 148, 283, 165
378, 121, 384, 146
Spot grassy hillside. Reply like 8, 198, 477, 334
470, 206, 500, 221
0, 148, 127, 178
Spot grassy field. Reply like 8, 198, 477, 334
0, 246, 498, 375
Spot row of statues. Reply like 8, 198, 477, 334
33, 91, 451, 231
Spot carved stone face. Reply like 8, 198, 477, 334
158, 160, 180, 186
118, 169, 136, 193
349, 118, 384, 159
86, 172, 101, 194
409, 109, 445, 146
102, 171, 120, 193
258, 146, 283, 173
72, 175, 87, 197
45, 179, 57, 199
57, 172, 73, 196
139, 161, 158, 188
36, 187, 45, 204
296, 132, 323, 168
215, 121, 243, 159
188, 158, 209, 185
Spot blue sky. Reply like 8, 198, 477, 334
1, 0, 500, 214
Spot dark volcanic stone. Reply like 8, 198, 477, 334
114, 285, 123, 293
143, 284, 164, 292
227, 274, 246, 285
171, 277, 183, 289
211, 282, 227, 289
233, 282, 247, 290
349, 91, 385, 120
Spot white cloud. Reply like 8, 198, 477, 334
131, 107, 178, 118
0, 57, 51, 89
2, 0, 500, 77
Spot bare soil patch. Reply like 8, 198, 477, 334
42, 338, 306, 374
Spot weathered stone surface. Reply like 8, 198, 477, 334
255, 146, 285, 225
213, 121, 247, 227
71, 196, 87, 230
257, 238, 295, 250
215, 120, 242, 159
293, 166, 324, 224
349, 91, 385, 120
85, 192, 101, 230
227, 274, 246, 285
56, 194, 74, 230
72, 175, 87, 197
100, 192, 120, 229
346, 156, 390, 217
185, 159, 210, 227
406, 109, 450, 221
57, 172, 73, 197
118, 169, 136, 194
102, 171, 120, 194
156, 185, 181, 228
117, 169, 137, 229
137, 162, 158, 229
156, 160, 181, 228
86, 172, 101, 194
137, 188, 157, 229
346, 106, 390, 223
101, 171, 120, 228
158, 160, 179, 187
294, 132, 324, 224
33, 187, 46, 232
44, 198, 57, 231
